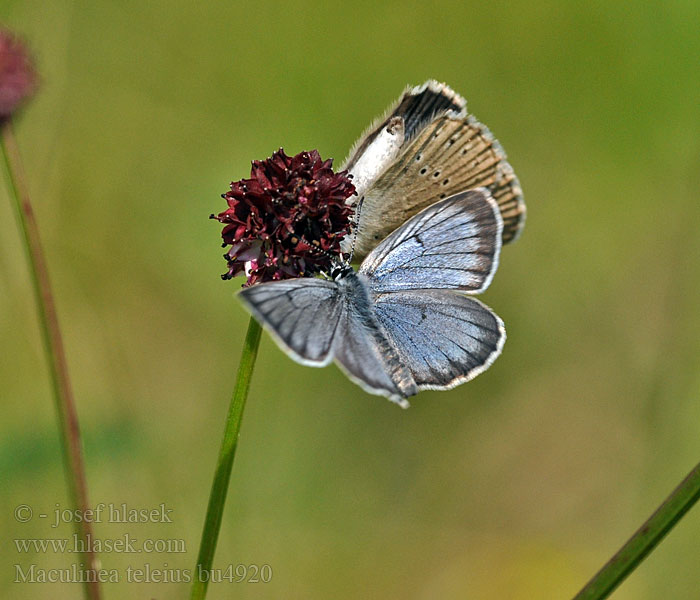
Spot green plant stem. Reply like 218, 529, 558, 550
191, 316, 262, 600
1, 119, 101, 600
573, 460, 700, 600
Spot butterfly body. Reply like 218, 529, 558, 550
337, 270, 418, 400
239, 189, 505, 407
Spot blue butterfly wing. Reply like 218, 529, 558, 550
239, 275, 417, 405
238, 278, 343, 366
372, 290, 505, 390
358, 189, 502, 293
358, 189, 506, 391
332, 273, 417, 406
238, 190, 506, 403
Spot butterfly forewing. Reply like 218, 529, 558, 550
333, 293, 416, 407
489, 160, 524, 243
341, 81, 525, 259
239, 272, 419, 406
372, 290, 505, 390
359, 189, 503, 293
238, 279, 343, 366
342, 81, 466, 200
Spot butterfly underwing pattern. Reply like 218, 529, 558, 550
341, 80, 525, 260
239, 189, 506, 408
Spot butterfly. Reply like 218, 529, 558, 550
239, 189, 505, 408
340, 80, 525, 260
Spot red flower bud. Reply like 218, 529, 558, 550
212, 149, 356, 286
0, 29, 37, 120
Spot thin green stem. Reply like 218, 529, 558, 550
1, 119, 101, 600
573, 461, 700, 600
191, 316, 263, 600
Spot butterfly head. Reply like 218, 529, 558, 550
330, 262, 353, 280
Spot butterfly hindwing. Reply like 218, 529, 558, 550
359, 189, 503, 293
372, 290, 505, 390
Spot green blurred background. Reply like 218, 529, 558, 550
2, 1, 699, 598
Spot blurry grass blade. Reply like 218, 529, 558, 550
1, 120, 101, 600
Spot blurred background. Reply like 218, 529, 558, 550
1, 1, 699, 598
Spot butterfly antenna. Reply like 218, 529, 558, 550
348, 195, 364, 264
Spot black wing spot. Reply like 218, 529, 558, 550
415, 154, 422, 161
442, 179, 449, 185
419, 168, 427, 175
389, 84, 464, 140
433, 171, 440, 177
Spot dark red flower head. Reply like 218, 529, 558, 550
0, 29, 37, 120
212, 148, 356, 286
